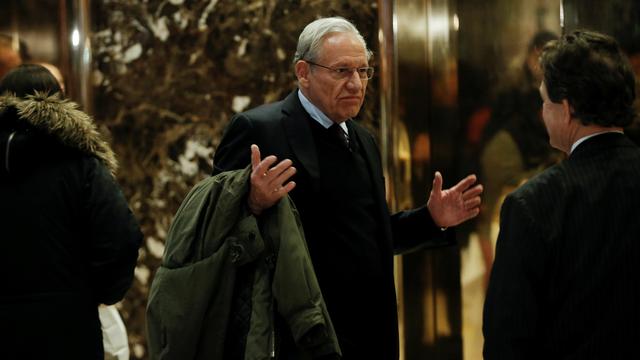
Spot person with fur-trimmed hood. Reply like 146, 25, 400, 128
0, 64, 142, 359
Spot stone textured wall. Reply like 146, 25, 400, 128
91, 1, 379, 358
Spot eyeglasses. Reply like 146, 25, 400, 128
305, 60, 374, 80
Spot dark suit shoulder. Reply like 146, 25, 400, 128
509, 136, 640, 238
239, 99, 285, 125
213, 99, 290, 174
511, 162, 564, 201
506, 163, 566, 237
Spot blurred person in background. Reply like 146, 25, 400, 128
0, 34, 22, 79
37, 62, 66, 95
476, 31, 562, 286
0, 64, 142, 359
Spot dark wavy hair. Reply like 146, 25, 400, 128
0, 63, 62, 98
540, 29, 637, 127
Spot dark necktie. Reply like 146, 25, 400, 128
329, 123, 350, 151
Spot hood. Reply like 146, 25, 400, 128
0, 92, 117, 178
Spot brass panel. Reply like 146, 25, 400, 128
63, 0, 93, 111
381, 1, 639, 359
0, 0, 91, 110
379, 0, 462, 358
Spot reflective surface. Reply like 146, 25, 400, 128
381, 0, 463, 358
382, 0, 640, 359
457, 2, 562, 359
64, 0, 93, 111
0, 1, 90, 109
0, 1, 62, 78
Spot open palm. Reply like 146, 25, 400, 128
427, 171, 483, 227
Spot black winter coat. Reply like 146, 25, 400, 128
0, 93, 142, 359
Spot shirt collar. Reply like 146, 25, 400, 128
297, 90, 348, 134
570, 130, 624, 154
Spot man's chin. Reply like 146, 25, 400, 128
341, 108, 362, 120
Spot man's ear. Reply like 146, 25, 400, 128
295, 60, 310, 88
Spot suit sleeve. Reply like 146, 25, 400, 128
391, 206, 453, 254
483, 194, 548, 360
85, 159, 143, 305
357, 128, 452, 254
213, 113, 255, 175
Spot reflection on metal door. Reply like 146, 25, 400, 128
381, 1, 639, 359
379, 0, 462, 359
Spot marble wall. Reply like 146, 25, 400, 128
91, 0, 380, 358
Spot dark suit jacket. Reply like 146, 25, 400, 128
483, 132, 640, 359
213, 90, 451, 359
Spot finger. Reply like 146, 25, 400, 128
251, 144, 261, 171
272, 166, 296, 187
464, 207, 481, 220
254, 155, 279, 178
450, 173, 478, 193
432, 171, 443, 195
282, 181, 296, 193
453, 208, 481, 226
464, 197, 482, 209
442, 207, 480, 228
270, 181, 297, 198
267, 159, 294, 179
461, 184, 484, 200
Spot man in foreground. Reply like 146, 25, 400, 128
214, 17, 483, 359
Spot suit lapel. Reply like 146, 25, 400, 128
348, 120, 385, 196
348, 120, 394, 256
280, 94, 394, 250
280, 91, 387, 214
281, 91, 320, 181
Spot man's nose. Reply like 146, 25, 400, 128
345, 70, 363, 91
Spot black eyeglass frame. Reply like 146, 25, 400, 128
304, 60, 374, 80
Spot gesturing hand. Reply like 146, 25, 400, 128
248, 144, 297, 215
427, 171, 483, 228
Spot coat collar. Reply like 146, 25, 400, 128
281, 90, 320, 179
0, 92, 118, 176
569, 132, 633, 160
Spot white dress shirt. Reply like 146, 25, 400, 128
297, 90, 349, 135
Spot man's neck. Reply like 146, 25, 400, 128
569, 124, 623, 154
297, 89, 348, 133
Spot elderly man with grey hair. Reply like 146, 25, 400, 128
214, 17, 482, 359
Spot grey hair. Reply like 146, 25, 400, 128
293, 17, 373, 63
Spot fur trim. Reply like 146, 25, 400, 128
0, 92, 118, 176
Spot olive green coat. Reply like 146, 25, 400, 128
146, 166, 340, 360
